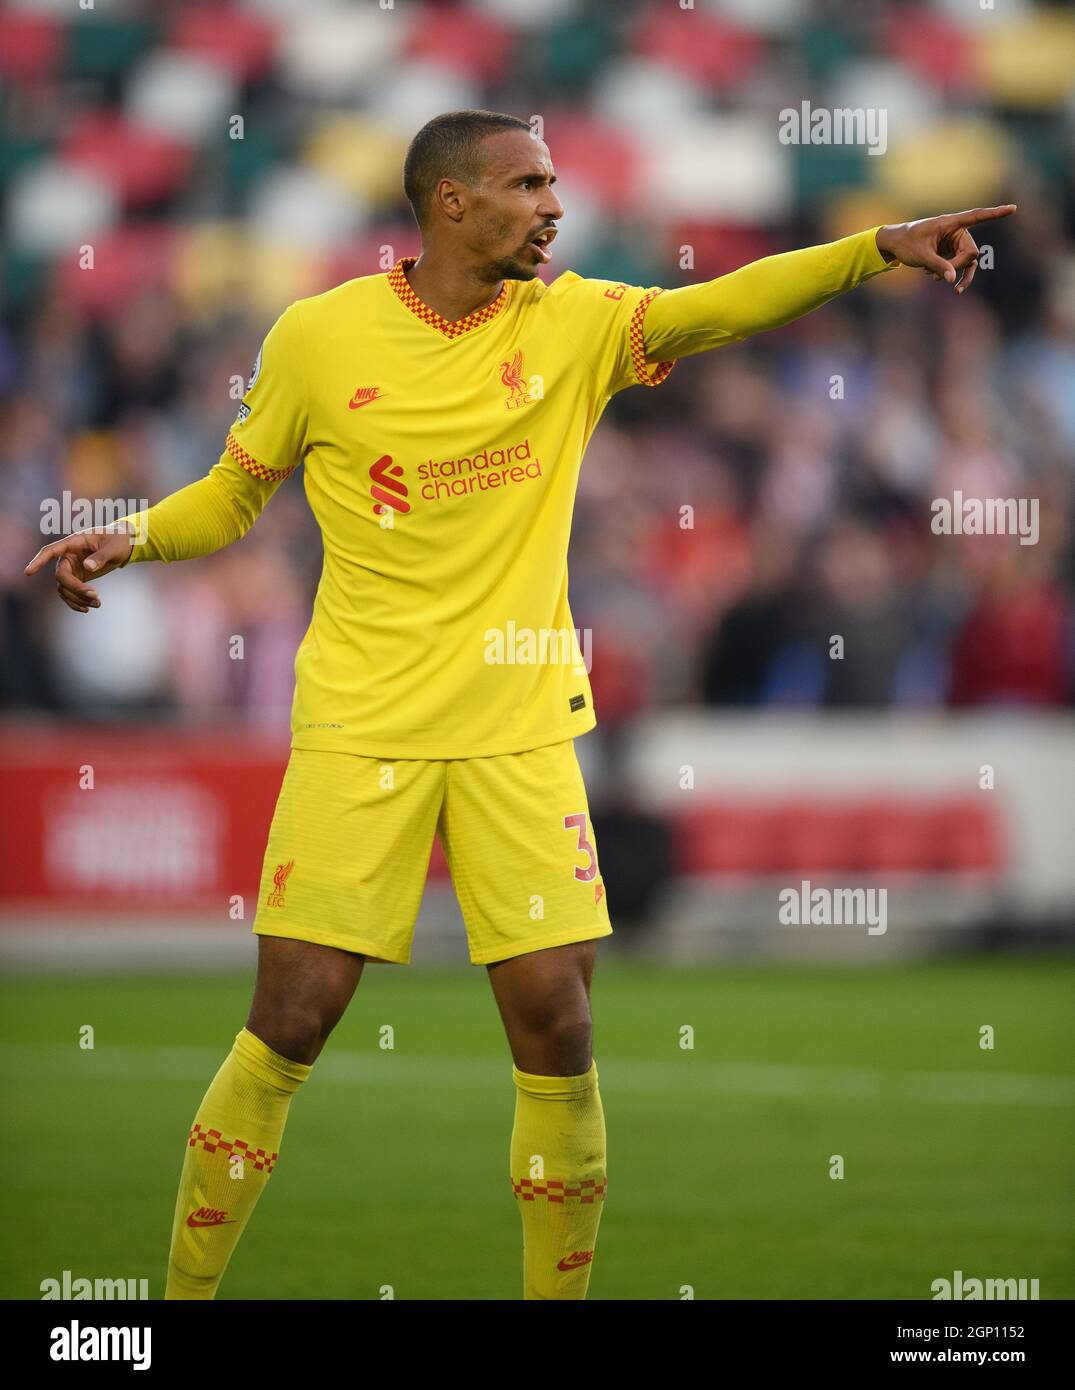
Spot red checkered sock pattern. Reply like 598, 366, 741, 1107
510, 1060, 607, 1300
164, 1027, 311, 1300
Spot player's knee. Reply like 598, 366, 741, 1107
536, 1016, 593, 1075
247, 1000, 334, 1065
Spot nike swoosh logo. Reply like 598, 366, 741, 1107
186, 1216, 236, 1228
349, 391, 382, 410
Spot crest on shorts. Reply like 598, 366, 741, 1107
267, 859, 294, 908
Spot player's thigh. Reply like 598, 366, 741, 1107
439, 739, 612, 966
253, 748, 444, 965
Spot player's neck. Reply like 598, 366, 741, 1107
404, 249, 504, 325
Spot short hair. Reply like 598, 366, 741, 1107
403, 110, 531, 230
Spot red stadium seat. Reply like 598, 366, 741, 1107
925, 798, 1005, 873
61, 111, 191, 206
170, 7, 280, 83
883, 9, 975, 91
535, 114, 642, 215
663, 223, 779, 280
633, 10, 764, 87
407, 7, 514, 83
674, 803, 778, 876
853, 799, 934, 873
0, 13, 63, 81
55, 225, 178, 315
675, 796, 1005, 878
769, 800, 859, 874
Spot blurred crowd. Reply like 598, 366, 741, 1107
2, 0, 1073, 727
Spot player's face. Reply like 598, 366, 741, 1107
467, 130, 563, 283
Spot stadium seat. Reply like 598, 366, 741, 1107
277, 7, 415, 95
770, 800, 859, 874
883, 8, 974, 90
925, 799, 1004, 873
406, 6, 515, 82
875, 116, 1017, 208
470, 0, 579, 25
0, 135, 50, 197
61, 111, 191, 206
55, 225, 177, 315
674, 796, 1005, 878
319, 226, 420, 295
170, 7, 280, 82
65, 16, 158, 82
174, 220, 320, 317
304, 116, 410, 205
593, 56, 707, 136
534, 10, 619, 90
367, 59, 481, 137
853, 798, 934, 873
638, 116, 792, 222
0, 12, 63, 80
973, 10, 1075, 109
663, 224, 779, 280
246, 164, 367, 250
632, 9, 764, 87
125, 50, 238, 143
674, 803, 779, 877
7, 158, 118, 256
530, 113, 640, 215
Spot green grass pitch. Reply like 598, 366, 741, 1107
1, 955, 1072, 1300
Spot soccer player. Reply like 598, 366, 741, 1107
25, 110, 1014, 1300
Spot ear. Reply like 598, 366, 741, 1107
434, 176, 467, 224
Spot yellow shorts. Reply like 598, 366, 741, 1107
252, 740, 613, 965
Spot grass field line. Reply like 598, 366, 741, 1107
2, 1045, 1073, 1108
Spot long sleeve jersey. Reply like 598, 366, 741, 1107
122, 227, 897, 757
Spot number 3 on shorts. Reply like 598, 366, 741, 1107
563, 811, 598, 882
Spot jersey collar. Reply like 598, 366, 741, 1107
387, 256, 510, 339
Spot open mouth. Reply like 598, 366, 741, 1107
528, 228, 556, 263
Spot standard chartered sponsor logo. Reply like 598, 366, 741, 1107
418, 437, 542, 500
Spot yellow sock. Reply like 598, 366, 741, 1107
510, 1060, 607, 1300
165, 1027, 310, 1299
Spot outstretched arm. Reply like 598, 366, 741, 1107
120, 447, 293, 565
25, 300, 309, 613
642, 205, 1016, 363
23, 449, 292, 613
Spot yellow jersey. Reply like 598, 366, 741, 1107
123, 228, 895, 758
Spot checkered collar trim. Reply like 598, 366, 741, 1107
386, 256, 510, 339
